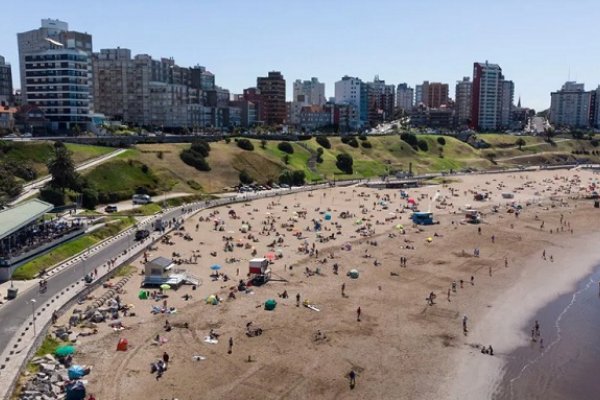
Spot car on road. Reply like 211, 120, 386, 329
132, 194, 152, 205
135, 229, 150, 241
104, 205, 118, 213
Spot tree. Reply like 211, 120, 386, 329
515, 137, 526, 150
260, 139, 267, 149
277, 141, 294, 154
417, 140, 429, 152
336, 153, 353, 174
239, 169, 253, 184
237, 138, 254, 151
81, 187, 99, 209
47, 142, 79, 191
316, 136, 331, 149
0, 163, 22, 205
283, 154, 290, 165
437, 136, 446, 146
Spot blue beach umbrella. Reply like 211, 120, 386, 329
210, 264, 222, 271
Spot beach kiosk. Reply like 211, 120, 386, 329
248, 258, 271, 286
411, 212, 435, 225
141, 256, 199, 288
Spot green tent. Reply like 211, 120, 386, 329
264, 299, 277, 311
138, 290, 148, 300
55, 345, 76, 357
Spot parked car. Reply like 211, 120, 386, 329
132, 194, 152, 205
135, 229, 150, 241
104, 205, 118, 213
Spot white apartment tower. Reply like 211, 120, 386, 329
455, 77, 472, 127
396, 83, 414, 111
291, 77, 325, 124
17, 19, 93, 131
549, 82, 592, 128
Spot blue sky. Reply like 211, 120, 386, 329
1, 0, 599, 110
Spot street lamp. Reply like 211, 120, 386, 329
30, 299, 37, 336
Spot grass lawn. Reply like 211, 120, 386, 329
113, 264, 138, 277
0, 141, 115, 180
12, 217, 135, 280
65, 143, 115, 164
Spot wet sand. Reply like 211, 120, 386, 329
49, 169, 600, 400
493, 265, 600, 400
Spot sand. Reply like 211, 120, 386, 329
52, 168, 600, 400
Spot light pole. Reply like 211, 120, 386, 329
30, 299, 37, 336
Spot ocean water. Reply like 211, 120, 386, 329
493, 266, 600, 400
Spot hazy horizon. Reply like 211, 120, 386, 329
2, 0, 600, 111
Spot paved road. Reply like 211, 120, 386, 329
9, 149, 127, 206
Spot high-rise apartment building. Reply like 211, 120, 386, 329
500, 80, 514, 129
593, 86, 600, 128
0, 56, 13, 105
549, 82, 593, 129
471, 61, 513, 131
366, 76, 395, 125
290, 77, 326, 124
414, 81, 448, 108
455, 77, 472, 127
426, 82, 449, 108
257, 71, 286, 125
17, 19, 93, 131
335, 76, 367, 125
396, 83, 414, 111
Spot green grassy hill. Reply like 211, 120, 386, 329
77, 134, 600, 197
0, 140, 114, 179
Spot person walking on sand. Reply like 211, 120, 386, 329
471, 276, 475, 286
349, 370, 356, 388
296, 293, 301, 307
162, 351, 170, 367
228, 337, 233, 354
489, 266, 492, 277
356, 307, 361, 322
341, 283, 346, 297
447, 288, 451, 302
463, 315, 468, 333
505, 257, 508, 268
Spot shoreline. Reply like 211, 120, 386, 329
440, 228, 600, 399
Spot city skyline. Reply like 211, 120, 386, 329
1, 0, 600, 111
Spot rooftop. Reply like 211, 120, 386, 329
0, 199, 54, 240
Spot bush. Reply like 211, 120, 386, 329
239, 169, 253, 184
180, 149, 211, 171
401, 133, 419, 149
224, 137, 231, 144
591, 139, 599, 147
81, 187, 99, 210
141, 163, 149, 174
39, 186, 65, 206
417, 140, 429, 152
336, 153, 354, 174
191, 140, 211, 157
260, 139, 267, 149
157, 151, 164, 159
437, 136, 446, 146
361, 140, 372, 148
358, 134, 367, 141
341, 136, 359, 148
283, 154, 290, 165
277, 141, 294, 154
237, 138, 254, 151
279, 170, 305, 186
298, 135, 312, 141
316, 136, 331, 149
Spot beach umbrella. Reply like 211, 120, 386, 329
160, 284, 171, 290
265, 252, 276, 261
324, 213, 332, 221
210, 264, 221, 271
427, 237, 433, 243
55, 345, 76, 357
355, 219, 362, 225
275, 248, 283, 257
348, 269, 359, 279
206, 295, 218, 305
395, 224, 404, 230
407, 198, 416, 204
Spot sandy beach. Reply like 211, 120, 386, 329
48, 168, 600, 400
